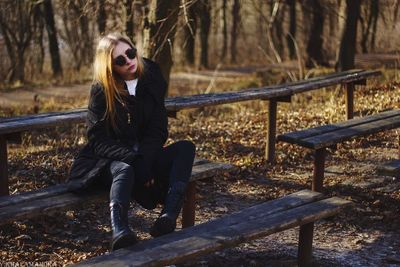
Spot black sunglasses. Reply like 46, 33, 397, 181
113, 48, 137, 66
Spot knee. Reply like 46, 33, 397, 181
110, 161, 134, 177
176, 140, 196, 157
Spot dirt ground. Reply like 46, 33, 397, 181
0, 67, 399, 266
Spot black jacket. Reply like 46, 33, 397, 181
68, 59, 168, 193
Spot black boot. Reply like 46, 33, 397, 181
110, 201, 138, 251
150, 181, 187, 237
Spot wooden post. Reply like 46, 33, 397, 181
345, 82, 355, 120
0, 136, 9, 196
313, 148, 326, 192
298, 222, 314, 267
265, 99, 277, 163
182, 181, 196, 228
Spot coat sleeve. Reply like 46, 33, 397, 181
87, 84, 139, 165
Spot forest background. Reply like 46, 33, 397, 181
0, 0, 399, 91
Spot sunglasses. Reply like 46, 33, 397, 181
113, 48, 137, 66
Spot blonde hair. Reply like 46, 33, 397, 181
93, 32, 145, 131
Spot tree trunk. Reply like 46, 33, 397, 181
97, 0, 107, 35
360, 0, 379, 53
230, 0, 240, 63
286, 0, 296, 60
0, 1, 36, 83
220, 0, 228, 61
199, 0, 211, 68
183, 0, 197, 65
336, 0, 361, 71
305, 0, 325, 67
125, 0, 134, 41
42, 0, 63, 77
143, 0, 180, 88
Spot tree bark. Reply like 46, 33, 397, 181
336, 0, 361, 71
183, 0, 197, 65
143, 0, 180, 88
97, 0, 107, 35
125, 0, 134, 41
199, 0, 211, 68
42, 0, 63, 77
0, 1, 36, 83
360, 0, 379, 53
286, 0, 296, 60
220, 0, 228, 61
305, 0, 325, 67
230, 0, 240, 63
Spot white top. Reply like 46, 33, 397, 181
125, 79, 138, 96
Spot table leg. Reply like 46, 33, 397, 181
266, 99, 277, 163
298, 222, 314, 267
0, 136, 9, 196
345, 82, 355, 120
313, 148, 326, 192
182, 181, 196, 228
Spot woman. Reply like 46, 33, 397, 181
68, 33, 196, 251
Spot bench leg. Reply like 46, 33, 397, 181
344, 82, 355, 120
298, 222, 314, 267
0, 136, 9, 196
313, 148, 326, 192
182, 181, 196, 228
265, 99, 277, 163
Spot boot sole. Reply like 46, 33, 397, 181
150, 216, 176, 237
111, 233, 138, 251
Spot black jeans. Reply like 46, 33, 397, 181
103, 140, 196, 207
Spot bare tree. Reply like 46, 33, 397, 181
143, 0, 180, 86
286, 0, 296, 60
305, 0, 326, 67
182, 0, 197, 65
125, 0, 134, 41
230, 0, 240, 63
220, 0, 228, 61
41, 0, 63, 77
97, 0, 107, 35
0, 1, 39, 83
336, 0, 361, 71
360, 0, 379, 53
59, 0, 96, 71
199, 0, 211, 68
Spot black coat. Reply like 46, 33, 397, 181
68, 59, 168, 196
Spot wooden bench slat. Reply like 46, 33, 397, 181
0, 160, 234, 224
0, 70, 381, 136
74, 194, 351, 267
278, 109, 400, 148
278, 109, 400, 142
302, 113, 400, 149
92, 190, 324, 254
288, 70, 380, 95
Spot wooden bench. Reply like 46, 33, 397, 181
277, 109, 400, 192
72, 190, 351, 267
0, 69, 381, 196
0, 158, 234, 227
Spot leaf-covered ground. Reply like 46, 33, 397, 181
0, 71, 399, 266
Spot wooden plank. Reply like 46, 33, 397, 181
376, 159, 400, 177
277, 109, 400, 144
0, 160, 231, 208
0, 191, 106, 224
265, 100, 277, 163
303, 114, 400, 149
287, 70, 381, 95
0, 161, 234, 224
85, 190, 325, 255
73, 196, 351, 267
0, 70, 380, 136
